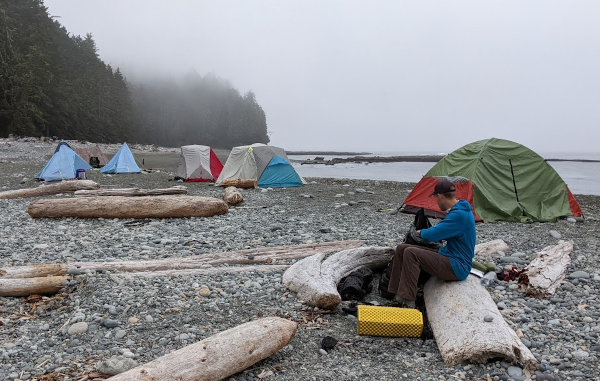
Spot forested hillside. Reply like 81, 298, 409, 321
0, 0, 269, 147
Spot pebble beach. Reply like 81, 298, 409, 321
1, 137, 599, 381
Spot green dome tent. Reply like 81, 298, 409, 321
402, 138, 583, 222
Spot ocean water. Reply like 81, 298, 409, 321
289, 152, 600, 196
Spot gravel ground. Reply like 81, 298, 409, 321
1, 137, 599, 381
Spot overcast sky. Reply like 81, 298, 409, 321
44, 1, 600, 154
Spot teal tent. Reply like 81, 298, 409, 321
258, 155, 304, 188
100, 142, 141, 174
36, 142, 91, 182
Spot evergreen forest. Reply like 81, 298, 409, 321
0, 0, 270, 148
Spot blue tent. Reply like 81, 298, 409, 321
100, 142, 141, 174
257, 155, 303, 188
36, 142, 92, 182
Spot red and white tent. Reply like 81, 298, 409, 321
177, 145, 223, 182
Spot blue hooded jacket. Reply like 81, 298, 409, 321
420, 199, 476, 280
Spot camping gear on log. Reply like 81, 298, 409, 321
337, 267, 373, 301
357, 305, 423, 338
0, 180, 99, 199
107, 317, 297, 381
177, 145, 223, 182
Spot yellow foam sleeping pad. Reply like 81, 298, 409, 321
357, 305, 423, 338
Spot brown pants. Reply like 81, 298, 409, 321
387, 244, 458, 301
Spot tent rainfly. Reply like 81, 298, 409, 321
216, 143, 305, 188
100, 142, 141, 174
36, 142, 92, 182
402, 138, 583, 222
177, 145, 224, 182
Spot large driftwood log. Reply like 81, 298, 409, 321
282, 246, 394, 309
74, 185, 187, 197
424, 275, 538, 369
0, 180, 99, 199
474, 239, 509, 259
27, 195, 228, 218
223, 186, 243, 205
1, 241, 364, 279
520, 240, 573, 297
108, 317, 297, 381
219, 178, 257, 189
0, 276, 69, 297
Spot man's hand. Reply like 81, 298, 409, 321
416, 230, 421, 236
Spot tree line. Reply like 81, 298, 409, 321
0, 0, 269, 148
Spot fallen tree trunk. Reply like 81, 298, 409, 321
219, 178, 257, 189
0, 180, 100, 199
0, 276, 69, 297
108, 317, 297, 381
0, 240, 364, 278
223, 186, 243, 205
282, 246, 394, 309
474, 239, 509, 259
424, 275, 538, 369
119, 265, 291, 279
74, 185, 187, 197
520, 240, 573, 297
27, 195, 228, 218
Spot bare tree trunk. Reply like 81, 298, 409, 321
218, 179, 257, 189
520, 240, 573, 297
27, 195, 228, 218
108, 317, 297, 381
223, 186, 243, 205
282, 246, 394, 309
0, 180, 100, 199
424, 275, 538, 369
74, 186, 187, 197
0, 276, 70, 297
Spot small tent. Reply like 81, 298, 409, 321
216, 143, 305, 188
36, 141, 92, 182
177, 145, 224, 182
402, 138, 583, 222
100, 142, 141, 174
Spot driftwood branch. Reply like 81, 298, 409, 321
474, 239, 509, 259
520, 240, 574, 297
74, 185, 187, 197
219, 179, 257, 189
424, 275, 538, 369
0, 276, 70, 297
282, 246, 394, 309
223, 186, 243, 205
27, 195, 228, 218
107, 317, 297, 381
0, 180, 100, 199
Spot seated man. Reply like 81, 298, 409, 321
388, 180, 476, 308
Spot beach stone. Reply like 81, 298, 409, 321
549, 230, 561, 239
484, 315, 494, 323
507, 366, 523, 378
33, 244, 48, 250
101, 318, 119, 328
535, 374, 559, 381
566, 217, 577, 223
571, 350, 590, 360
569, 271, 590, 279
67, 322, 88, 335
198, 287, 211, 297
128, 317, 139, 324
115, 329, 127, 339
96, 356, 138, 375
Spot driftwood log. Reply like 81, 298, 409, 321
27, 195, 228, 218
0, 180, 100, 199
108, 317, 297, 381
282, 246, 394, 309
219, 178, 257, 189
223, 186, 243, 205
520, 240, 574, 297
0, 276, 69, 297
424, 275, 538, 369
474, 239, 509, 259
74, 185, 187, 197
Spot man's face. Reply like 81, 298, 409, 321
435, 194, 447, 211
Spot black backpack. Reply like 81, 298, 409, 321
337, 267, 374, 301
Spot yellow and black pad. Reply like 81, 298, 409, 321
357, 305, 423, 338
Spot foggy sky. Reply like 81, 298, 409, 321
44, 1, 600, 154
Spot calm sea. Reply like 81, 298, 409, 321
289, 151, 600, 196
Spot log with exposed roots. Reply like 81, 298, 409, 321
74, 185, 187, 197
0, 276, 70, 297
282, 246, 394, 309
223, 186, 243, 205
218, 178, 257, 189
424, 275, 538, 369
107, 317, 297, 381
520, 240, 573, 297
27, 195, 228, 218
0, 180, 100, 199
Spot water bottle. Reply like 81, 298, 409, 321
481, 271, 496, 286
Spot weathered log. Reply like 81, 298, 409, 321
120, 265, 291, 278
424, 275, 538, 369
27, 195, 228, 218
520, 240, 573, 297
0, 276, 69, 297
1, 240, 364, 278
474, 239, 509, 259
0, 180, 100, 199
223, 186, 243, 205
107, 317, 297, 381
219, 178, 257, 189
282, 246, 394, 309
74, 185, 187, 197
